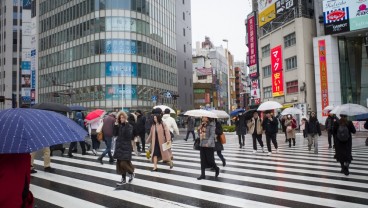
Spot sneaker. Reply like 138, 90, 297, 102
276, 149, 279, 154
116, 177, 126, 186
128, 173, 135, 183
252, 150, 257, 154
267, 152, 272, 156
197, 175, 205, 180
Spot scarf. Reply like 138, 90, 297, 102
199, 122, 207, 140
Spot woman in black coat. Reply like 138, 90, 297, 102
113, 112, 135, 185
235, 114, 247, 148
214, 119, 226, 167
333, 114, 356, 176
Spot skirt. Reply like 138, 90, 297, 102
153, 132, 162, 158
116, 160, 134, 175
200, 147, 217, 169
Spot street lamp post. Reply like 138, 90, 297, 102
223, 39, 232, 125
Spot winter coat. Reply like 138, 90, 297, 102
102, 115, 116, 138
146, 123, 173, 162
325, 115, 338, 132
162, 114, 180, 135
285, 119, 296, 139
113, 123, 134, 161
235, 114, 247, 135
198, 121, 216, 148
136, 115, 146, 135
187, 117, 195, 131
333, 120, 356, 163
247, 117, 263, 135
214, 121, 224, 151
305, 119, 322, 136
145, 115, 153, 134
280, 118, 287, 133
262, 116, 279, 135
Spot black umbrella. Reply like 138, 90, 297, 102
243, 109, 258, 120
69, 105, 87, 111
32, 102, 72, 113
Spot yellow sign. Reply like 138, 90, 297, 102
258, 3, 276, 27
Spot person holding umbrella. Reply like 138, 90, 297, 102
97, 112, 116, 164
262, 110, 279, 156
285, 114, 297, 148
305, 112, 322, 154
234, 113, 247, 148
325, 111, 338, 149
247, 111, 264, 154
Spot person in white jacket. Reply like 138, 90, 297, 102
88, 118, 102, 155
162, 108, 179, 141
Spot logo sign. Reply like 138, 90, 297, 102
327, 10, 346, 21
349, 2, 368, 31
271, 46, 283, 73
272, 70, 284, 97
151, 96, 157, 101
318, 40, 330, 117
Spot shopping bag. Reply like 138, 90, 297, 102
162, 141, 172, 151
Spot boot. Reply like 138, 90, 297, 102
116, 174, 126, 186
242, 138, 245, 147
222, 159, 226, 167
128, 173, 135, 183
215, 166, 220, 178
288, 139, 291, 148
292, 138, 296, 146
97, 156, 103, 165
197, 168, 205, 180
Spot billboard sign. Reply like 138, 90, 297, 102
258, 0, 277, 13
349, 1, 368, 31
276, 0, 297, 16
272, 70, 284, 97
259, 3, 276, 27
247, 12, 258, 78
271, 45, 283, 73
318, 40, 330, 117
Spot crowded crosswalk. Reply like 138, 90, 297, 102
30, 133, 368, 208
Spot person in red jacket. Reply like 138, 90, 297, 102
0, 153, 34, 208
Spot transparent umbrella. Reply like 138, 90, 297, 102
330, 103, 368, 116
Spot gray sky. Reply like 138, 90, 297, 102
191, 0, 253, 62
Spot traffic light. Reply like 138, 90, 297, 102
0, 96, 4, 102
318, 15, 324, 24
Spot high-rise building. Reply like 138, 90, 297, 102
175, 0, 193, 111
37, 0, 179, 112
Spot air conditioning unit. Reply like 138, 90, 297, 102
292, 97, 298, 101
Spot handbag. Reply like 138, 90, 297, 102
97, 131, 104, 141
219, 133, 226, 144
193, 138, 200, 150
214, 142, 224, 151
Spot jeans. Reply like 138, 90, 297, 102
100, 137, 113, 159
266, 134, 278, 152
252, 134, 264, 150
186, 131, 195, 140
308, 134, 319, 153
68, 141, 86, 154
216, 150, 225, 163
238, 134, 245, 146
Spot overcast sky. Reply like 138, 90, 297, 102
191, 0, 253, 62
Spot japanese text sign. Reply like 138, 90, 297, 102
272, 70, 284, 97
271, 45, 283, 72
318, 39, 329, 117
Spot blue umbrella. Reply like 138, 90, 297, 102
356, 113, 368, 121
0, 108, 87, 154
69, 105, 87, 111
230, 108, 245, 117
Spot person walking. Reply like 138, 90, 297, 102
162, 108, 180, 141
262, 110, 279, 156
184, 116, 196, 141
135, 110, 146, 152
333, 114, 356, 176
235, 113, 247, 148
88, 118, 101, 156
68, 112, 88, 157
300, 118, 307, 139
97, 113, 116, 164
113, 112, 135, 185
280, 115, 288, 143
146, 114, 173, 171
214, 119, 226, 167
305, 112, 322, 154
197, 116, 220, 180
247, 111, 264, 154
325, 112, 338, 149
285, 114, 297, 147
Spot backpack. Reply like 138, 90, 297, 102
336, 125, 350, 142
291, 119, 297, 129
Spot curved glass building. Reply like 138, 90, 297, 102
38, 0, 178, 111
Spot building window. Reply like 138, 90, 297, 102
183, 12, 185, 20
184, 60, 186, 69
184, 44, 186, 52
198, 75, 207, 80
284, 32, 296, 48
183, 28, 185, 36
286, 80, 299, 94
262, 65, 271, 77
261, 44, 270, 58
263, 86, 272, 98
285, 56, 297, 70
183, 0, 185, 4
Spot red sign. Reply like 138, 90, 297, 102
271, 46, 283, 72
272, 70, 284, 97
247, 12, 258, 78
318, 40, 329, 117
205, 93, 210, 103
327, 10, 345, 21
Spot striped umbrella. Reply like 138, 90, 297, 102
0, 108, 87, 154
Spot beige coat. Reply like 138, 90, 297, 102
285, 119, 296, 139
247, 118, 263, 135
146, 123, 173, 162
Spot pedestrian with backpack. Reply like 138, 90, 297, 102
305, 112, 321, 154
333, 114, 356, 176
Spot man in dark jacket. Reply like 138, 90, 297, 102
135, 110, 146, 152
235, 114, 247, 148
325, 112, 338, 148
262, 110, 279, 156
97, 113, 116, 164
306, 112, 322, 154
68, 112, 87, 157
185, 116, 195, 141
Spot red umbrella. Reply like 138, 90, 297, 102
85, 109, 105, 122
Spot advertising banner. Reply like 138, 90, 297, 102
105, 84, 137, 100
259, 3, 276, 27
105, 62, 137, 77
318, 40, 330, 117
106, 17, 137, 31
251, 79, 261, 99
349, 2, 368, 31
258, 0, 277, 13
276, 0, 297, 16
271, 45, 283, 73
272, 70, 284, 97
247, 12, 259, 78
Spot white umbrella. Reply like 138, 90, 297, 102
210, 110, 230, 119
184, 109, 218, 118
323, 105, 335, 113
257, 101, 283, 111
153, 105, 175, 114
281, 107, 303, 115
330, 103, 368, 116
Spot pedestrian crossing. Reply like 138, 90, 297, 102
31, 134, 368, 208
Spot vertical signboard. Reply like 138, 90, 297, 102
318, 40, 329, 117
247, 12, 258, 78
271, 45, 284, 97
